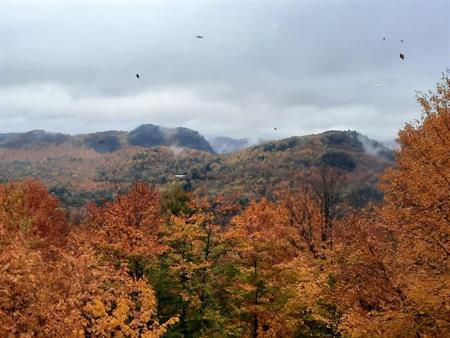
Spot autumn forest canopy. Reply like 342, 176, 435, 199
0, 74, 449, 337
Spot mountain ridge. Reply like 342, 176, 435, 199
0, 124, 214, 153
0, 127, 394, 208
0, 125, 394, 155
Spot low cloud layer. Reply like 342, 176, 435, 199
1, 82, 413, 141
1, 1, 449, 143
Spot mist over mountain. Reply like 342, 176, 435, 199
207, 136, 263, 154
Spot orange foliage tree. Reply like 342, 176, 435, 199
333, 209, 410, 336
0, 179, 67, 246
379, 73, 450, 335
0, 180, 177, 337
88, 181, 164, 260
382, 74, 449, 261
333, 73, 450, 337
224, 199, 298, 337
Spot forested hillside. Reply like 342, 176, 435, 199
1, 76, 448, 337
0, 128, 392, 209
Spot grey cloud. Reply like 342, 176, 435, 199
1, 1, 449, 143
0, 82, 410, 143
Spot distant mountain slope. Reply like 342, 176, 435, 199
0, 130, 69, 149
128, 124, 214, 153
185, 130, 394, 201
96, 130, 394, 206
0, 128, 394, 208
79, 131, 124, 153
0, 124, 214, 153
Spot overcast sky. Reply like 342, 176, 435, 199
1, 0, 449, 143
